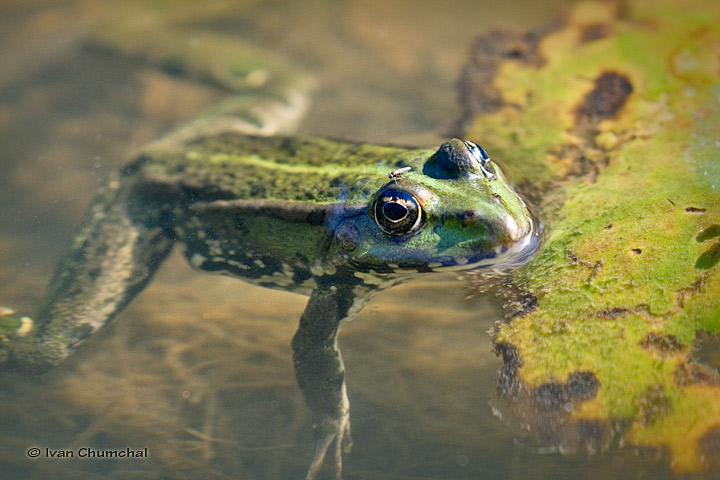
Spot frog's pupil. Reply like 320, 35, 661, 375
383, 201, 408, 222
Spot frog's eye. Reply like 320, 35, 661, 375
371, 189, 424, 236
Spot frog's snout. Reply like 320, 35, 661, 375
460, 208, 521, 236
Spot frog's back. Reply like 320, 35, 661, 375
125, 134, 433, 294
133, 134, 433, 204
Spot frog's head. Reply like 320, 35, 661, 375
329, 139, 538, 274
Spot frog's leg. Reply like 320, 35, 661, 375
291, 282, 372, 480
92, 27, 315, 149
2, 177, 174, 374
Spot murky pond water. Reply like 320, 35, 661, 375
0, 1, 696, 479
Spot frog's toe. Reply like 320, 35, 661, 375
340, 417, 352, 454
305, 412, 351, 480
0, 307, 34, 338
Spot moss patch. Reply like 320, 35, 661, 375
463, 0, 720, 473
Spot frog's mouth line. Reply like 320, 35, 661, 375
432, 229, 540, 272
427, 212, 541, 272
348, 227, 540, 275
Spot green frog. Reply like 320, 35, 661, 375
0, 13, 538, 480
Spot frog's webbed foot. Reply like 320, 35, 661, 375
292, 284, 370, 480
305, 404, 352, 480
0, 307, 32, 336
1, 179, 174, 374
0, 307, 35, 368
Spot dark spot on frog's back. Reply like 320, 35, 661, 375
191, 199, 329, 225
576, 72, 633, 121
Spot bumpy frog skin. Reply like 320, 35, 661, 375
0, 31, 537, 480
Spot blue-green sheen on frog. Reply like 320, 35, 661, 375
1, 133, 536, 480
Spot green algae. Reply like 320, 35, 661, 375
464, 0, 720, 473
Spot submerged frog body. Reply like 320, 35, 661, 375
4, 133, 536, 478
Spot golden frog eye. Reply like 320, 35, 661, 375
371, 189, 424, 236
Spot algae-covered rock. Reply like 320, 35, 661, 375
460, 0, 720, 473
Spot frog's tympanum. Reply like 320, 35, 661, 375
0, 71, 537, 478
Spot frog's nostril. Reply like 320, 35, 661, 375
460, 210, 477, 227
